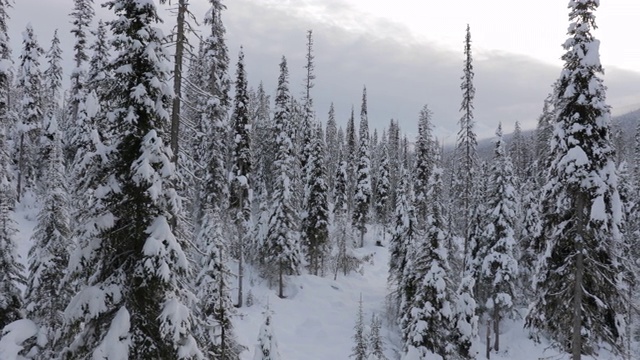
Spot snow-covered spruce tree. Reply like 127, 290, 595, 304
374, 140, 391, 243
525, 1, 625, 358
333, 156, 358, 279
453, 24, 478, 271
24, 118, 72, 359
353, 86, 371, 248
302, 122, 329, 276
517, 181, 541, 304
0, 126, 24, 331
86, 20, 110, 94
617, 162, 639, 358
61, 1, 203, 358
43, 30, 63, 123
194, 208, 242, 359
509, 120, 529, 182
229, 47, 251, 307
534, 93, 555, 185
351, 295, 368, 360
250, 82, 274, 198
191, 0, 231, 221
266, 56, 301, 298
16, 23, 44, 201
0, 0, 11, 124
325, 103, 339, 198
39, 30, 64, 188
254, 306, 281, 360
345, 106, 358, 214
402, 160, 456, 359
389, 167, 419, 320
368, 313, 388, 360
413, 104, 434, 221
480, 123, 519, 353
64, 0, 94, 163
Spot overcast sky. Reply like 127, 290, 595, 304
8, 0, 640, 142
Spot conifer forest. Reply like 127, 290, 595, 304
1, 0, 640, 359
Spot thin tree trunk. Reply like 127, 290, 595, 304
16, 134, 24, 201
237, 195, 244, 308
486, 318, 491, 359
493, 304, 500, 352
170, 0, 186, 164
278, 260, 284, 298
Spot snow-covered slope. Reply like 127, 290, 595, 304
6, 207, 632, 360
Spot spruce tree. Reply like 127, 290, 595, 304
302, 122, 329, 275
402, 160, 456, 359
480, 124, 519, 353
0, 0, 11, 125
351, 295, 368, 360
0, 126, 24, 331
345, 106, 358, 213
229, 47, 251, 307
65, 0, 94, 162
43, 30, 63, 122
195, 209, 241, 359
374, 140, 391, 242
454, 24, 478, 271
266, 56, 301, 298
367, 313, 387, 360
325, 103, 339, 198
61, 1, 202, 358
353, 87, 371, 247
333, 157, 357, 278
413, 104, 434, 221
24, 118, 71, 359
16, 24, 44, 200
526, 1, 625, 357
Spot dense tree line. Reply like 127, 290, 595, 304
0, 0, 637, 359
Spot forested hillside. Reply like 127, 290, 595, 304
0, 0, 638, 359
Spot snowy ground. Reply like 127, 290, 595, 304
8, 206, 637, 360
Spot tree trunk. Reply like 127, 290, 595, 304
572, 193, 587, 360
486, 319, 491, 359
493, 303, 500, 352
278, 260, 284, 298
16, 134, 24, 201
170, 0, 186, 164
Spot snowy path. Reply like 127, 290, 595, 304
234, 242, 393, 360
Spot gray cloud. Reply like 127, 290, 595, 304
8, 0, 640, 142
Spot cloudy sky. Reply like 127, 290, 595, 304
8, 0, 640, 141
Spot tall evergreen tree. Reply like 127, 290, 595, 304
229, 47, 251, 307
480, 124, 519, 353
454, 24, 478, 270
61, 1, 202, 358
23, 118, 71, 359
65, 0, 94, 161
194, 208, 242, 359
0, 0, 12, 126
367, 313, 387, 360
266, 57, 301, 298
192, 0, 231, 218
43, 30, 63, 121
325, 103, 338, 198
333, 156, 357, 279
0, 126, 24, 331
526, 1, 625, 358
402, 160, 456, 359
351, 295, 368, 360
345, 106, 358, 213
353, 86, 371, 247
302, 122, 329, 275
15, 23, 44, 200
374, 140, 391, 242
413, 104, 434, 221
